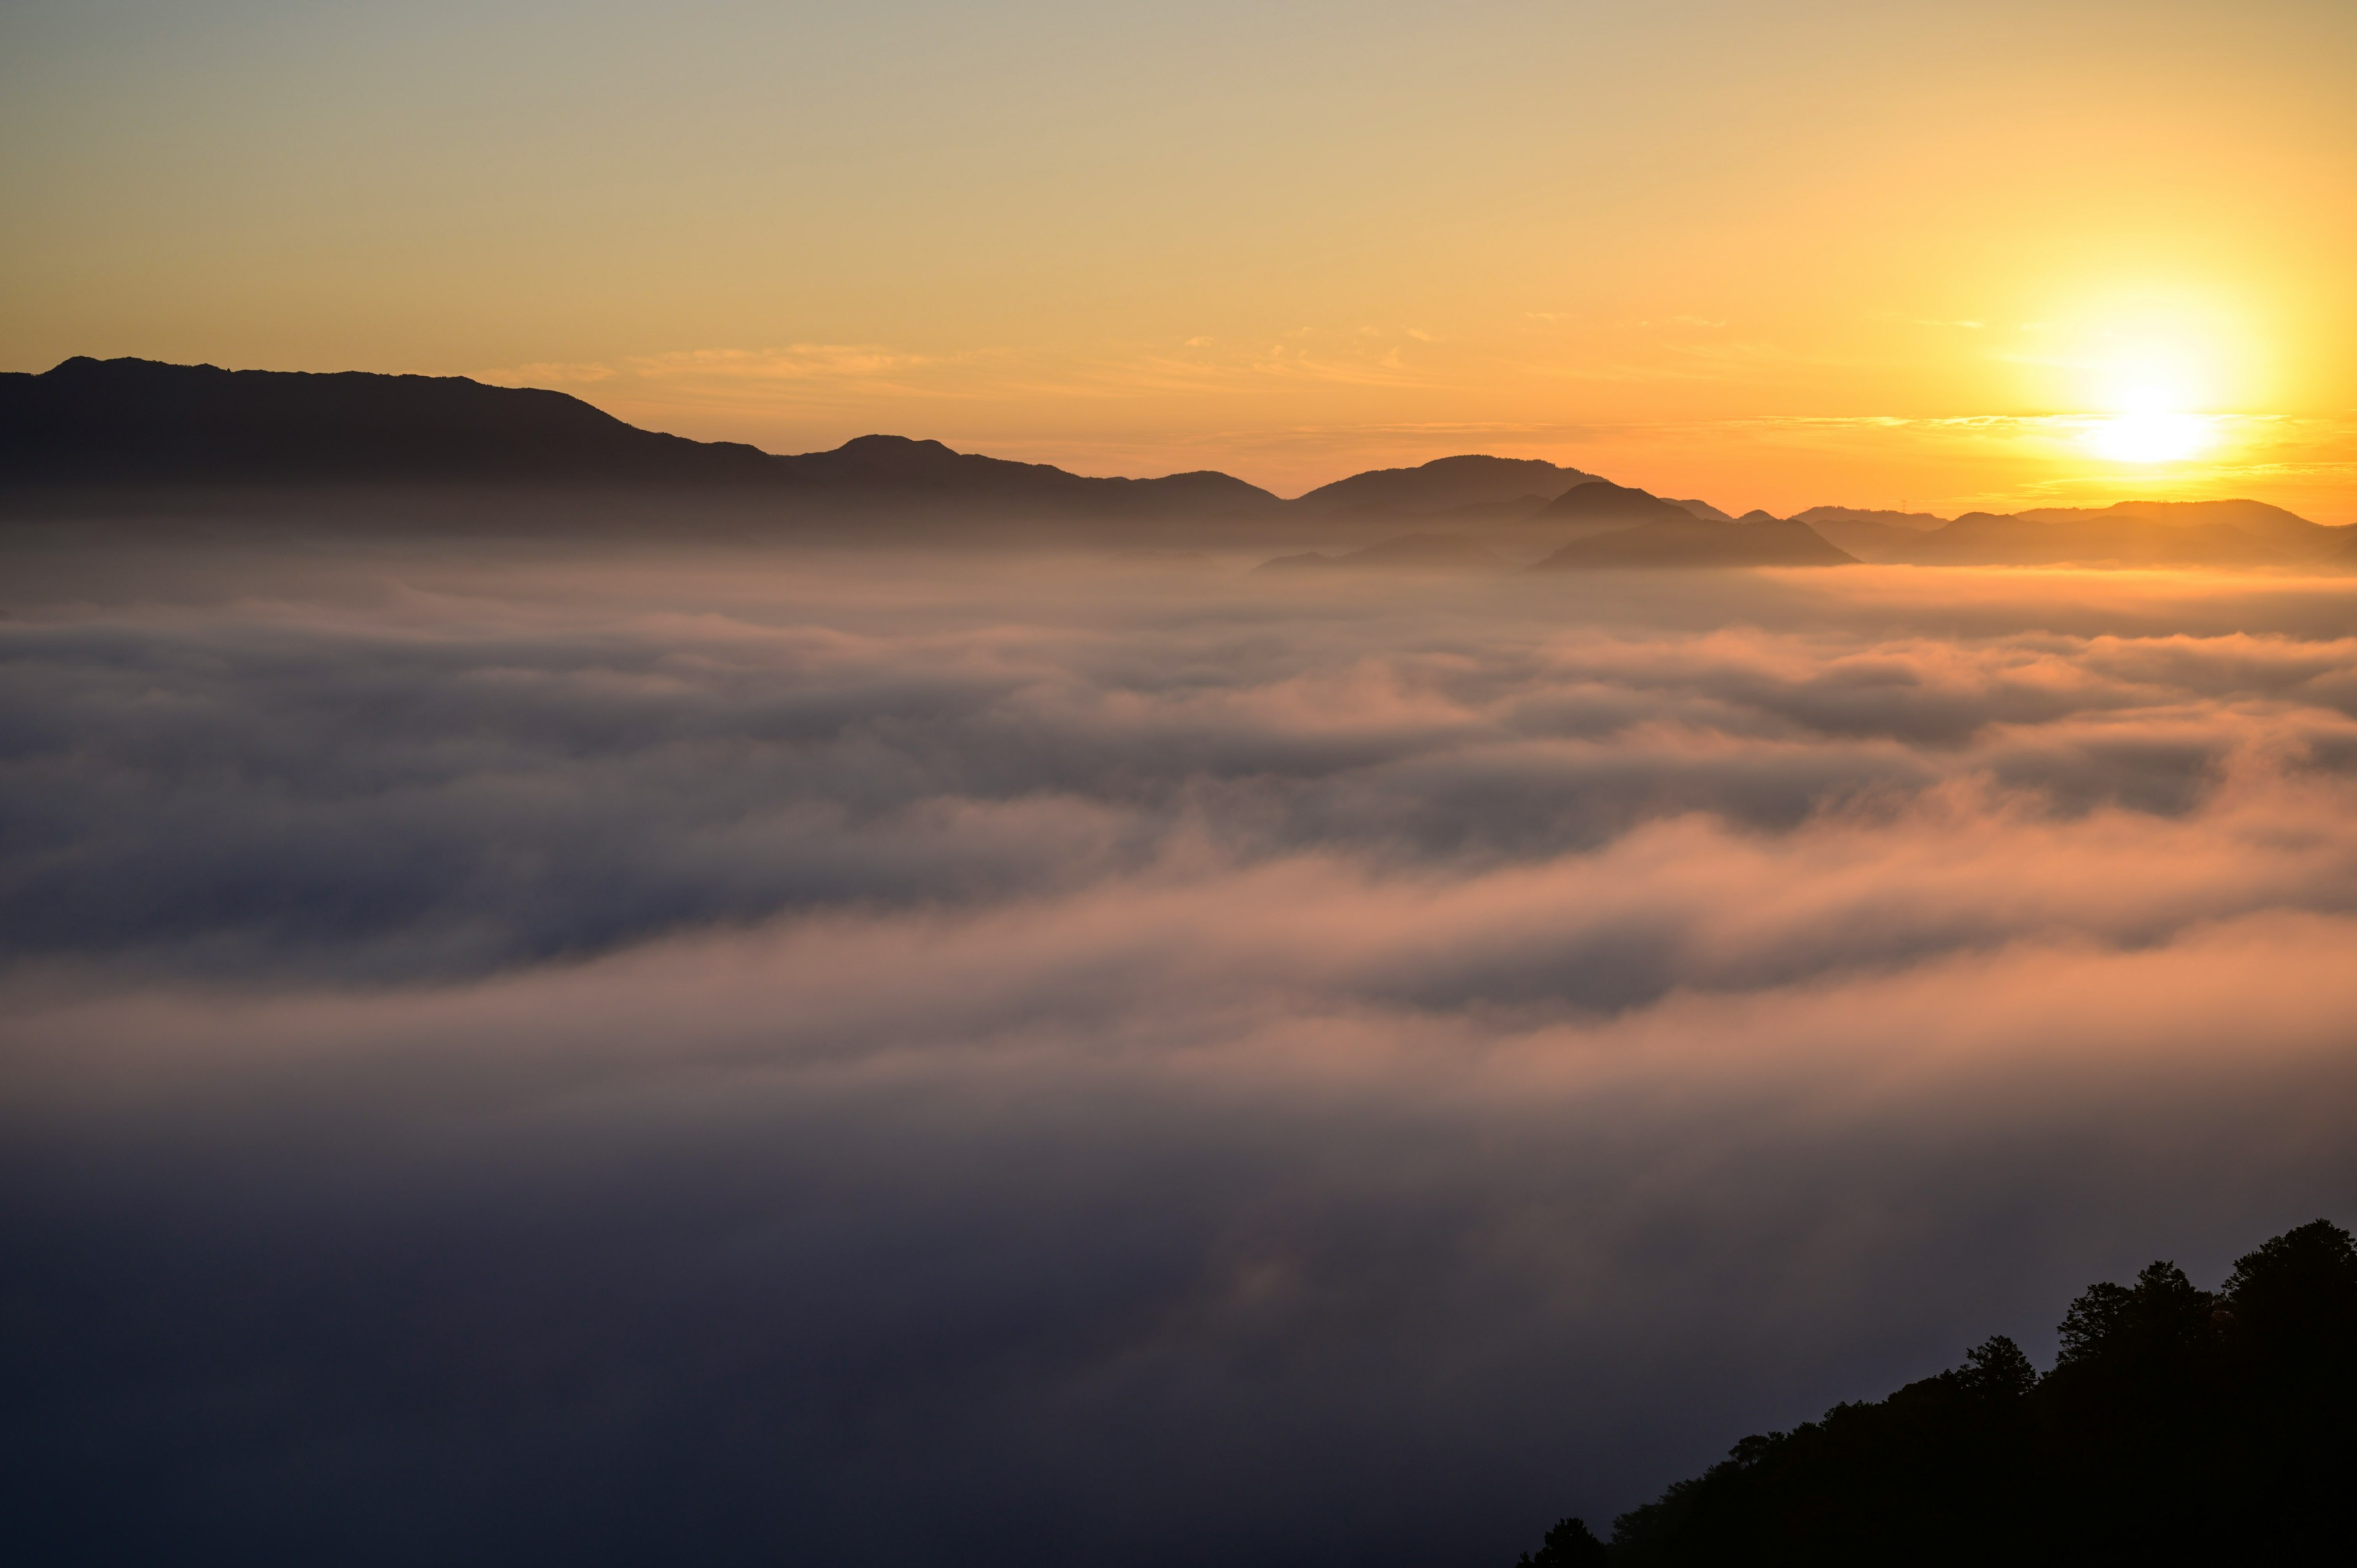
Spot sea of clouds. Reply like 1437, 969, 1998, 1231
6, 541, 2356, 1566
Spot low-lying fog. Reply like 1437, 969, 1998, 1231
6, 539, 2357, 1566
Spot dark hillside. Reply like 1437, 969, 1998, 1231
0, 357, 1287, 524
1294, 454, 1596, 514
0, 356, 780, 487
1522, 1219, 2357, 1566
1906, 511, 2283, 566
1531, 514, 1855, 568
1531, 480, 1698, 528
2016, 499, 2347, 558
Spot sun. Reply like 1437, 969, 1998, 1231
2086, 403, 2214, 464
2060, 312, 2242, 467
2079, 364, 2218, 465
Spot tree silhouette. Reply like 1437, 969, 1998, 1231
1517, 1515, 1609, 1566
1525, 1219, 2357, 1566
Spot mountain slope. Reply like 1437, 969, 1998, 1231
1899, 512, 2285, 566
1803, 517, 1931, 563
2014, 499, 2344, 558
0, 357, 1288, 522
1802, 501, 2343, 567
1581, 1219, 2357, 1565
1292, 454, 1596, 515
1667, 498, 1736, 523
1532, 515, 1856, 569
15, 358, 2340, 565
1531, 479, 1700, 528
1789, 505, 1949, 533
0, 356, 778, 486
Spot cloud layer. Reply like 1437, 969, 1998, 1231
5, 546, 2357, 1566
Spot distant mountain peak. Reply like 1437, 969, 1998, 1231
1789, 505, 1949, 532
1666, 497, 1735, 523
2013, 498, 2343, 557
1293, 454, 1597, 515
834, 434, 958, 458
0, 356, 1296, 523
1533, 479, 1697, 524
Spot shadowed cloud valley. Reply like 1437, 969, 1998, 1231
6, 525, 2357, 1565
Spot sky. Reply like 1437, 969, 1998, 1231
5, 0, 2355, 514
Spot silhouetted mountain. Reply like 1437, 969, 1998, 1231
1294, 455, 1597, 516
1794, 508, 1954, 562
1550, 1218, 2357, 1566
0, 357, 1286, 526
15, 358, 2341, 568
2014, 499, 2345, 558
1800, 500, 2347, 568
1531, 480, 1700, 528
782, 433, 1283, 519
1429, 496, 1556, 525
1801, 517, 1928, 563
1666, 498, 1735, 523
1256, 532, 1510, 573
0, 355, 779, 487
1788, 505, 1948, 532
1531, 514, 1855, 569
1895, 512, 2286, 566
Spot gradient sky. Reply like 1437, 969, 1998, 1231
5, 0, 2354, 514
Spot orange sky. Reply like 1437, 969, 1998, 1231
4, 0, 2353, 516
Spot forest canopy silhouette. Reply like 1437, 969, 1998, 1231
1522, 1219, 2357, 1565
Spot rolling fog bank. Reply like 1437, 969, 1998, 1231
6, 538, 2356, 1566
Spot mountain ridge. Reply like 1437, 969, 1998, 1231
1532, 512, 1857, 570
1292, 454, 1598, 514
0, 357, 1291, 523
4, 358, 2344, 565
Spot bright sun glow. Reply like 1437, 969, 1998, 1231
2086, 404, 2215, 464
2069, 320, 2234, 466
